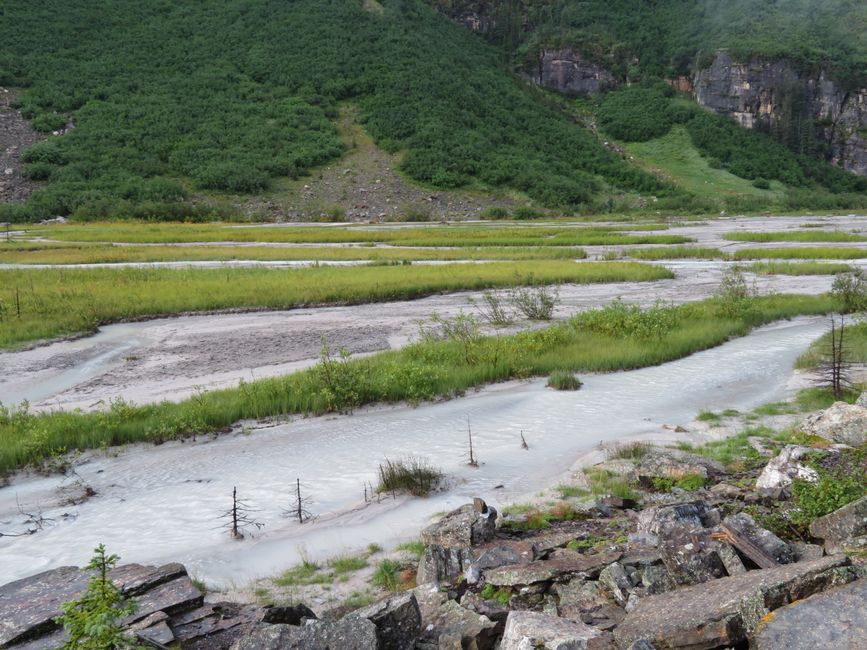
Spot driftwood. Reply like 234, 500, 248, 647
714, 525, 779, 569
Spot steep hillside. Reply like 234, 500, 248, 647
0, 0, 666, 221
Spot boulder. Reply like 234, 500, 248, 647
413, 585, 499, 650
0, 562, 202, 647
658, 527, 727, 586
471, 540, 535, 571
637, 501, 719, 537
790, 541, 824, 563
261, 603, 317, 625
751, 577, 867, 649
351, 592, 420, 650
230, 619, 379, 650
416, 544, 472, 585
459, 592, 510, 625
635, 450, 726, 482
755, 445, 819, 490
499, 611, 604, 650
801, 402, 867, 446
598, 563, 631, 606
484, 551, 622, 587
554, 579, 613, 612
421, 503, 497, 548
720, 512, 793, 566
640, 565, 676, 595
614, 555, 858, 649
809, 494, 867, 554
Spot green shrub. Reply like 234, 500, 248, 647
512, 205, 545, 220
752, 177, 771, 189
479, 206, 510, 220
547, 370, 582, 391
56, 544, 141, 650
370, 559, 401, 591
377, 458, 443, 497
676, 474, 707, 491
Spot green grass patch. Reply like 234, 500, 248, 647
328, 555, 368, 575
480, 584, 511, 605
623, 126, 784, 205
748, 261, 855, 275
546, 370, 583, 391
735, 247, 867, 260
395, 541, 425, 559
0, 293, 839, 473
556, 484, 590, 499
726, 230, 867, 243
0, 261, 671, 348
273, 561, 333, 587
796, 321, 867, 369
370, 559, 401, 592
26, 222, 689, 247
628, 246, 729, 260
607, 441, 652, 460
376, 458, 442, 497
583, 468, 637, 500
0, 243, 589, 264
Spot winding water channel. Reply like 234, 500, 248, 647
0, 316, 825, 586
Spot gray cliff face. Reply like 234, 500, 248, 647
528, 48, 616, 96
694, 50, 867, 176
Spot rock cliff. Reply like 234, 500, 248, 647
526, 48, 615, 96
694, 50, 867, 176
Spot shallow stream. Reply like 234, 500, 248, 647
0, 316, 825, 586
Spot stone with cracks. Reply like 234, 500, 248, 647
751, 578, 867, 650
614, 555, 858, 649
598, 563, 631, 606
635, 449, 726, 482
413, 585, 499, 650
801, 402, 867, 446
350, 592, 421, 650
499, 611, 604, 650
809, 494, 867, 554
637, 501, 719, 537
720, 512, 793, 565
229, 619, 380, 650
658, 527, 727, 586
755, 445, 819, 490
416, 544, 472, 585
484, 551, 622, 587
420, 503, 497, 548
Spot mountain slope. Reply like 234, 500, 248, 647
0, 0, 665, 221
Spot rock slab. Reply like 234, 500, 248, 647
614, 555, 858, 649
751, 577, 867, 649
500, 611, 604, 649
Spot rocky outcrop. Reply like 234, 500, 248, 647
755, 445, 819, 490
751, 578, 867, 650
809, 494, 867, 554
527, 49, 615, 96
499, 611, 606, 649
801, 401, 867, 446
614, 555, 859, 649
694, 49, 867, 176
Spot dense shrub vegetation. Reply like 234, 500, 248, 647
0, 0, 669, 221
596, 83, 867, 198
460, 0, 867, 87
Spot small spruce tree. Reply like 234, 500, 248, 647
56, 544, 140, 649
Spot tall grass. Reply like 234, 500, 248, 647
0, 243, 586, 265
26, 223, 689, 247
734, 247, 867, 260
748, 262, 855, 275
628, 246, 729, 260
725, 231, 867, 243
0, 262, 672, 348
0, 293, 836, 473
795, 320, 867, 369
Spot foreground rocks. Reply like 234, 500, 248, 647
801, 401, 867, 446
3, 429, 866, 649
751, 577, 867, 649
614, 555, 858, 649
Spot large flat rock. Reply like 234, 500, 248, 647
485, 550, 621, 587
614, 555, 858, 649
751, 578, 867, 649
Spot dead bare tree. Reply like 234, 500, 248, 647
520, 431, 529, 450
284, 478, 314, 524
219, 486, 264, 539
816, 315, 852, 399
466, 415, 479, 468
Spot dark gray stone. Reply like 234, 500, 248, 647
721, 512, 793, 565
420, 503, 497, 548
500, 610, 605, 649
809, 494, 867, 554
751, 578, 867, 649
484, 550, 622, 587
416, 544, 472, 585
261, 603, 316, 625
527, 49, 615, 96
351, 592, 420, 650
614, 555, 858, 649
230, 619, 379, 650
